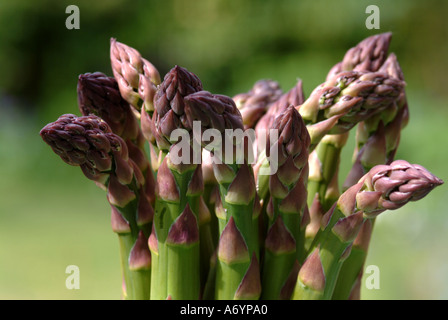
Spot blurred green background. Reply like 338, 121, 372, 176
0, 0, 447, 300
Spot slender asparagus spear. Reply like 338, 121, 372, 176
182, 89, 260, 300
40, 114, 152, 300
254, 79, 306, 205
261, 105, 310, 300
292, 160, 443, 300
110, 38, 163, 172
149, 65, 205, 300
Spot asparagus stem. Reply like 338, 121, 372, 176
260, 106, 310, 300
331, 219, 374, 300
214, 162, 260, 300
152, 157, 202, 299
292, 160, 443, 300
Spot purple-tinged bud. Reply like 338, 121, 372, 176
184, 91, 244, 135
156, 157, 180, 203
339, 160, 443, 218
225, 163, 256, 205
218, 217, 250, 264
148, 224, 158, 254
166, 204, 199, 245
77, 72, 141, 142
110, 38, 145, 108
298, 247, 326, 292
110, 205, 131, 234
331, 211, 364, 243
340, 32, 392, 72
234, 253, 261, 300
40, 114, 135, 185
107, 175, 136, 208
129, 231, 151, 270
187, 165, 204, 196
265, 216, 296, 254
137, 189, 154, 227
153, 66, 203, 147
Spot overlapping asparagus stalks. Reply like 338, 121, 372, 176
334, 54, 410, 300
293, 160, 443, 300
186, 91, 261, 300
40, 114, 152, 299
304, 32, 395, 250
39, 34, 444, 301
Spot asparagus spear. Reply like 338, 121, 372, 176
180, 89, 260, 300
292, 160, 443, 300
110, 38, 161, 111
261, 105, 310, 299
254, 79, 305, 158
149, 65, 205, 300
77, 72, 155, 204
253, 79, 306, 205
110, 38, 163, 172
40, 114, 152, 300
304, 132, 349, 249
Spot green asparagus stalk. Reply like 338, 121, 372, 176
261, 105, 310, 300
149, 65, 205, 300
40, 114, 152, 299
304, 132, 348, 249
292, 160, 443, 300
182, 89, 261, 300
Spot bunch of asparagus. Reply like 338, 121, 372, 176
40, 33, 443, 300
